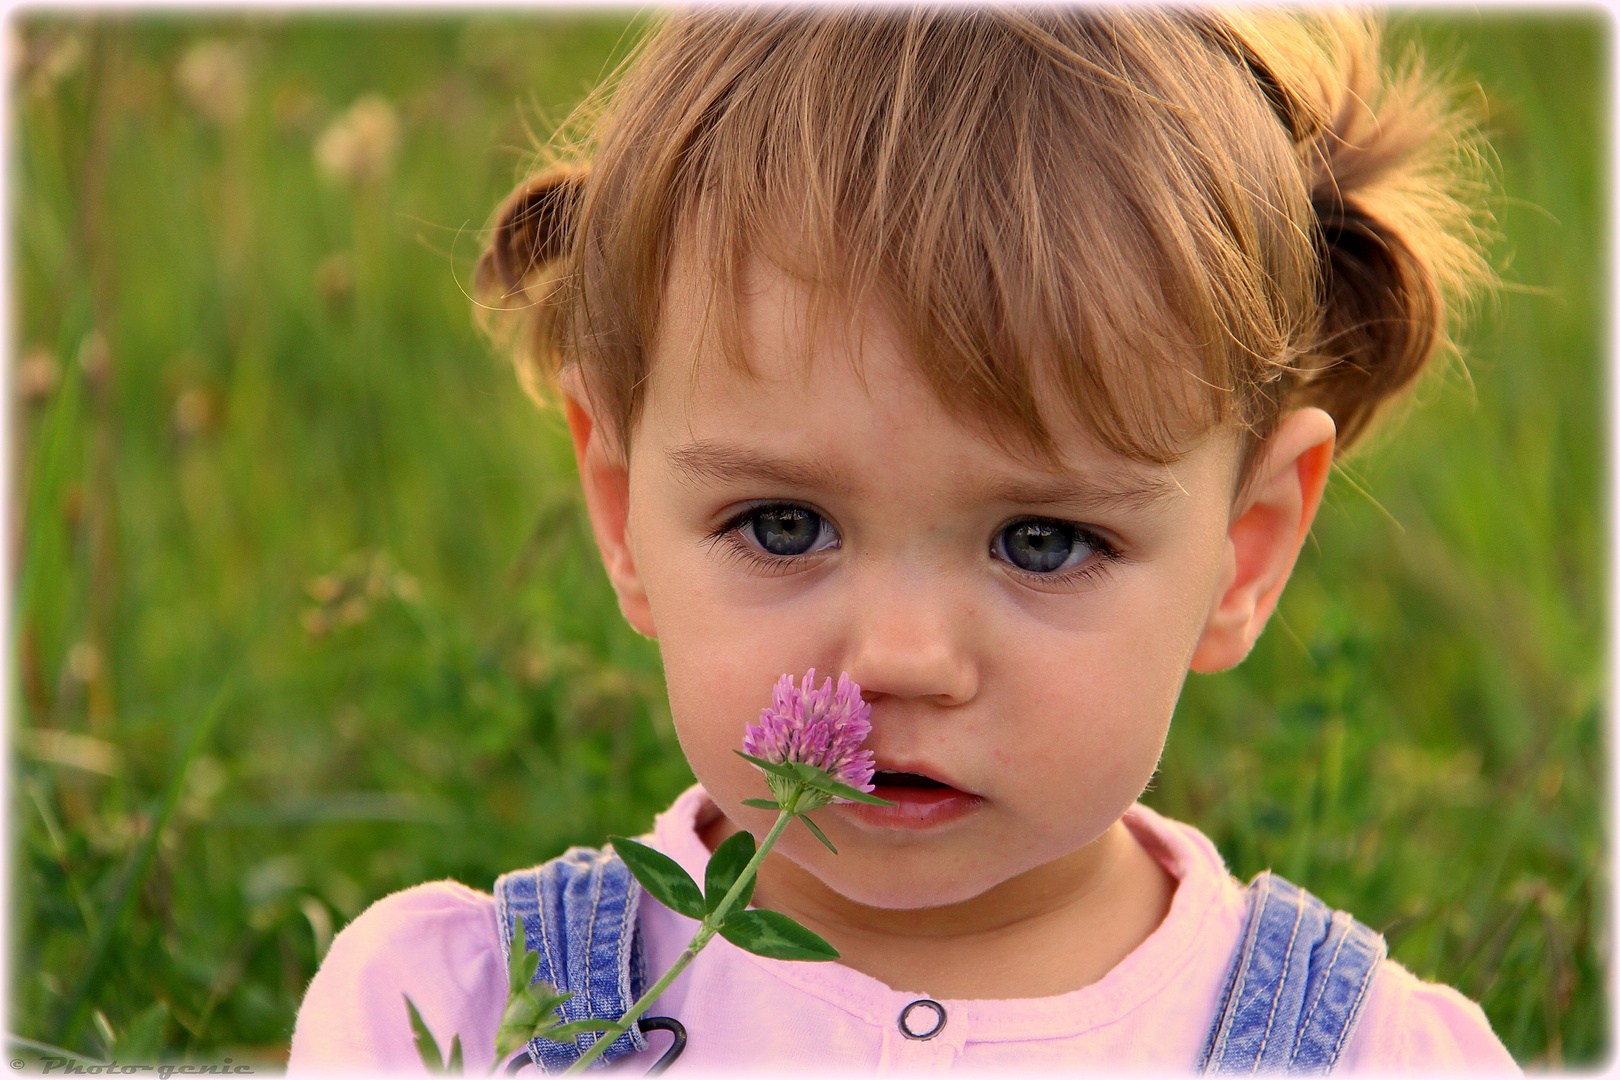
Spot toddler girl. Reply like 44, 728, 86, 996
290, 7, 1516, 1073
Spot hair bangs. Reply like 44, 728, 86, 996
631, 9, 1309, 469
480, 7, 1492, 479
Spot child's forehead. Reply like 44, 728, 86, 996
645, 228, 1219, 474
656, 236, 901, 382
638, 355, 1244, 525
642, 237, 1233, 498
649, 238, 970, 434
655, 428, 1208, 515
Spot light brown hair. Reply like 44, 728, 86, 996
477, 7, 1493, 481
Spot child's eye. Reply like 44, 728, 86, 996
992, 518, 1108, 575
707, 503, 840, 571
743, 505, 837, 556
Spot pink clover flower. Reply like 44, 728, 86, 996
741, 669, 877, 796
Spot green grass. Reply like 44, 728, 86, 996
10, 10, 1606, 1069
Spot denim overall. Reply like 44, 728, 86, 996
495, 848, 1385, 1074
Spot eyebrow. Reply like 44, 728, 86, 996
969, 471, 1180, 511
667, 443, 848, 493
664, 441, 1180, 511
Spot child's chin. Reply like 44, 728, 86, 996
791, 848, 1004, 910
824, 872, 998, 911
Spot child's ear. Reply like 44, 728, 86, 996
560, 372, 657, 639
1189, 408, 1336, 673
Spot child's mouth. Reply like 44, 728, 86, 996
873, 770, 948, 789
848, 769, 983, 830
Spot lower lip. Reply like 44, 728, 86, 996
845, 785, 984, 830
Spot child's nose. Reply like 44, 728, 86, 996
841, 573, 979, 707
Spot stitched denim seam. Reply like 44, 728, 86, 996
583, 860, 606, 1053
1213, 873, 1273, 1070
495, 884, 513, 970
1328, 937, 1383, 1065
511, 871, 554, 1070
536, 869, 558, 994
536, 867, 565, 1066
614, 885, 634, 1012
1237, 876, 1277, 1068
1201, 940, 1244, 1069
1291, 913, 1350, 1063
1208, 876, 1268, 1068
1253, 882, 1307, 1070
1201, 873, 1386, 1075
609, 869, 645, 1054
495, 876, 538, 1070
1199, 955, 1240, 1071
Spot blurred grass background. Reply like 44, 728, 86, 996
8, 8, 1605, 1070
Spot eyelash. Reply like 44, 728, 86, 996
702, 502, 840, 577
991, 517, 1124, 590
704, 503, 1125, 588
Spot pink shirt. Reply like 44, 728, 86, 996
288, 785, 1517, 1075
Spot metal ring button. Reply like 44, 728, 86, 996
898, 998, 947, 1040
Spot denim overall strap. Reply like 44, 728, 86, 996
1199, 871, 1387, 1074
495, 846, 649, 1072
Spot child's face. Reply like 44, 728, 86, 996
571, 249, 1318, 911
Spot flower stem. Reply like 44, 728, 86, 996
561, 801, 800, 1074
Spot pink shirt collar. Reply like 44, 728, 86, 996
648, 784, 1243, 1042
